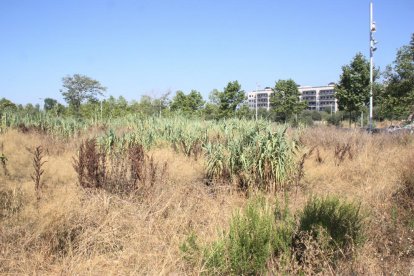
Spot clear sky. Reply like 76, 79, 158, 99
1, 0, 413, 105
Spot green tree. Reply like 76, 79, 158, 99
0, 98, 17, 111
236, 104, 254, 119
217, 81, 245, 119
380, 33, 414, 120
170, 90, 205, 114
137, 95, 156, 116
270, 79, 306, 122
335, 53, 370, 126
23, 103, 41, 117
44, 98, 65, 116
60, 74, 106, 115
153, 91, 171, 117
132, 92, 170, 117
43, 98, 58, 112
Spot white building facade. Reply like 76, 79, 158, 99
298, 83, 338, 113
247, 87, 273, 111
247, 83, 338, 113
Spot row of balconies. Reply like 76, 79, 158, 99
302, 90, 316, 95
319, 90, 335, 95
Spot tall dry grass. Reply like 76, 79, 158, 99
0, 127, 413, 274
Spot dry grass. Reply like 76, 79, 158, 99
1, 127, 413, 274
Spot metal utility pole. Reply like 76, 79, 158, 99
255, 83, 259, 121
369, 0, 378, 131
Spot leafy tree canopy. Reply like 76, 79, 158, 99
0, 98, 17, 111
381, 33, 414, 119
60, 74, 106, 114
270, 79, 306, 122
217, 81, 245, 119
170, 90, 205, 114
335, 53, 370, 118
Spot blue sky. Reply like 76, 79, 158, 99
1, 0, 413, 105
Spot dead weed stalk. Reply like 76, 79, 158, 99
29, 146, 47, 200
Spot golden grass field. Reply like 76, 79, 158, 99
1, 127, 413, 275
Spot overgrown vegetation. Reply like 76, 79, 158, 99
299, 197, 365, 257
181, 197, 294, 275
181, 195, 365, 275
74, 138, 167, 196
0, 117, 413, 274
204, 127, 299, 193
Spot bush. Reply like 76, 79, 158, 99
302, 115, 314, 126
311, 111, 322, 121
299, 197, 365, 255
182, 197, 294, 275
204, 198, 275, 275
204, 127, 299, 193
327, 113, 343, 126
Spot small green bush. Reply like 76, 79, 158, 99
201, 197, 294, 275
299, 196, 365, 254
327, 113, 343, 126
179, 232, 202, 266
203, 198, 274, 275
180, 196, 366, 274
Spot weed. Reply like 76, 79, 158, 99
393, 150, 414, 226
291, 228, 335, 275
0, 187, 23, 219
315, 147, 324, 164
74, 138, 166, 196
29, 146, 47, 200
129, 144, 145, 184
179, 233, 202, 267
0, 142, 8, 176
73, 138, 106, 189
334, 142, 353, 166
299, 196, 365, 258
294, 146, 315, 189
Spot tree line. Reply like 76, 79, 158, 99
1, 33, 413, 125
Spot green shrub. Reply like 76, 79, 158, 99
327, 113, 343, 126
201, 197, 294, 275
299, 197, 365, 255
179, 232, 202, 267
300, 115, 314, 126
203, 198, 274, 274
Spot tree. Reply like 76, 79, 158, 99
60, 74, 106, 114
236, 104, 254, 119
43, 98, 65, 116
43, 98, 58, 112
0, 98, 16, 111
217, 81, 245, 119
132, 92, 171, 117
23, 103, 41, 116
153, 91, 171, 117
335, 53, 370, 126
0, 98, 17, 117
380, 33, 414, 120
270, 79, 306, 122
170, 90, 205, 114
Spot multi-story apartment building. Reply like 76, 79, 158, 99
298, 83, 338, 112
246, 83, 338, 113
247, 87, 273, 111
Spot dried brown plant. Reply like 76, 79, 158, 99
30, 146, 47, 200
